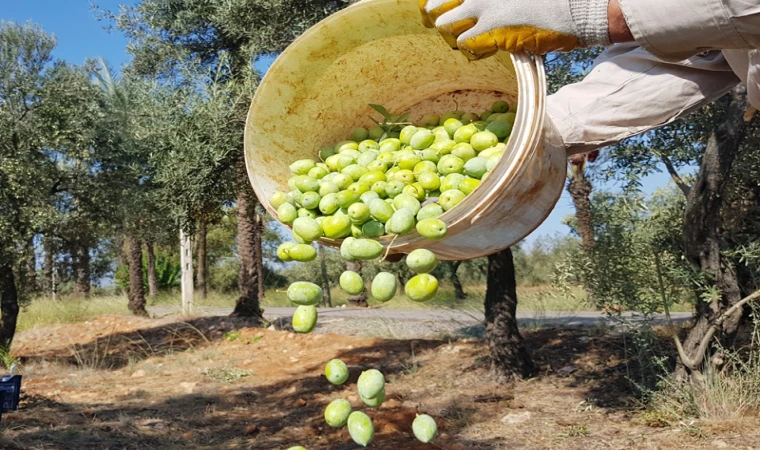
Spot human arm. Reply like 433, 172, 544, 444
547, 44, 740, 155
618, 0, 760, 62
607, 0, 633, 44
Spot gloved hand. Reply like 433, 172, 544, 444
419, 0, 611, 60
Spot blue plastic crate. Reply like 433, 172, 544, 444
0, 375, 22, 412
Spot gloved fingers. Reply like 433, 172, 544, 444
458, 25, 580, 56
426, 0, 465, 24
434, 2, 476, 49
438, 17, 478, 50
418, 0, 434, 28
455, 23, 502, 60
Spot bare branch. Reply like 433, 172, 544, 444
668, 288, 760, 371
660, 154, 690, 197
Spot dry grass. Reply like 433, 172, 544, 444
651, 339, 760, 421
18, 295, 129, 332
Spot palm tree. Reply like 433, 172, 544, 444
92, 58, 152, 316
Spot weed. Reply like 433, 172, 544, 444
650, 310, 760, 421
200, 366, 252, 383
561, 425, 590, 438
127, 355, 139, 375
678, 420, 704, 439
69, 333, 115, 371
638, 410, 671, 428
440, 404, 473, 428
574, 397, 597, 413
223, 330, 242, 342
0, 347, 20, 372
400, 348, 419, 375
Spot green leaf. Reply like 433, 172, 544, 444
368, 104, 391, 120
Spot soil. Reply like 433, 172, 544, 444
1, 313, 758, 449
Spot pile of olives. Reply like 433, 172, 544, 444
274, 101, 515, 315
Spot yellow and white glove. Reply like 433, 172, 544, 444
419, 0, 611, 59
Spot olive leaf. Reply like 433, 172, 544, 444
368, 104, 392, 121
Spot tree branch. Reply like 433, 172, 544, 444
661, 154, 690, 197
668, 288, 760, 371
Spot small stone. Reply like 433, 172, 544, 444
380, 398, 401, 409
710, 440, 729, 449
131, 369, 146, 378
501, 411, 532, 424
297, 398, 307, 407
267, 324, 276, 331
557, 365, 578, 377
179, 382, 196, 393
182, 432, 194, 440
244, 424, 258, 434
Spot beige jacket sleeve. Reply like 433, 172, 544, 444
546, 43, 740, 155
619, 0, 760, 62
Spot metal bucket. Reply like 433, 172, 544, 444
244, 0, 566, 260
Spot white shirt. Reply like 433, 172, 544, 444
548, 0, 760, 154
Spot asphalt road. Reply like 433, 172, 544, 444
149, 306, 693, 327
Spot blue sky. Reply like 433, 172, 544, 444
2, 1, 678, 246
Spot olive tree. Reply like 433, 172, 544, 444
101, 0, 352, 319
0, 22, 60, 347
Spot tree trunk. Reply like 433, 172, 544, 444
196, 220, 208, 299
117, 233, 129, 267
43, 236, 54, 294
146, 241, 158, 298
677, 85, 749, 381
485, 248, 535, 381
346, 260, 368, 307
567, 170, 595, 251
0, 263, 19, 350
72, 243, 90, 297
450, 261, 466, 300
254, 207, 265, 300
319, 244, 332, 307
231, 182, 264, 321
126, 235, 148, 317
24, 238, 37, 292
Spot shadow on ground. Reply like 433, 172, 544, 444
6, 311, 692, 449
5, 327, 506, 449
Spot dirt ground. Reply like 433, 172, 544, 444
1, 313, 758, 449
